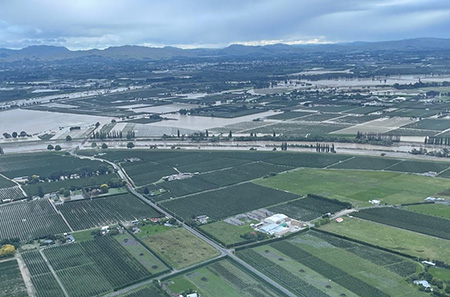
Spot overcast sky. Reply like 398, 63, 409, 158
0, 0, 449, 50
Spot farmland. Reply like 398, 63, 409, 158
140, 227, 220, 269
161, 183, 299, 221
0, 153, 106, 180
199, 220, 256, 246
0, 186, 26, 202
0, 260, 28, 297
0, 175, 16, 188
56, 193, 160, 230
23, 174, 114, 197
42, 236, 153, 297
320, 217, 450, 263
255, 168, 450, 206
328, 156, 401, 170
164, 258, 283, 297
118, 285, 169, 297
22, 250, 65, 297
268, 195, 351, 221
237, 231, 426, 297
114, 233, 169, 275
354, 207, 450, 240
0, 199, 69, 240
406, 203, 450, 219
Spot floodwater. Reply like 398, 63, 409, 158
0, 109, 111, 136
149, 110, 281, 130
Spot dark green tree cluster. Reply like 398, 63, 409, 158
315, 143, 335, 153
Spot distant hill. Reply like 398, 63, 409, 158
1, 37, 449, 62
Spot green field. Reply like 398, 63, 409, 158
429, 267, 450, 282
406, 203, 450, 219
354, 207, 450, 240
114, 233, 169, 274
0, 260, 28, 297
165, 259, 283, 297
320, 217, 450, 263
237, 229, 424, 297
271, 233, 424, 297
161, 183, 299, 221
134, 224, 172, 238
140, 227, 220, 269
199, 220, 256, 246
237, 248, 356, 297
255, 168, 450, 206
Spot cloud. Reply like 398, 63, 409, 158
0, 0, 449, 49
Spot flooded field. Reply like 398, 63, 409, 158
149, 110, 280, 130
0, 109, 111, 136
331, 117, 417, 135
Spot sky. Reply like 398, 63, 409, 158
0, 0, 449, 50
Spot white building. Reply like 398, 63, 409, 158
264, 214, 288, 225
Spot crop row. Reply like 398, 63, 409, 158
31, 273, 65, 297
236, 249, 328, 297
161, 183, 298, 221
271, 241, 389, 297
312, 231, 417, 277
0, 199, 69, 240
57, 193, 159, 231
354, 207, 450, 240
0, 153, 105, 180
57, 264, 112, 297
22, 250, 51, 276
80, 236, 151, 288
0, 186, 26, 201
21, 251, 65, 297
207, 260, 280, 297
270, 195, 351, 221
44, 244, 93, 270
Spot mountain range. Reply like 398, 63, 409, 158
1, 38, 449, 62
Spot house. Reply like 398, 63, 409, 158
195, 215, 209, 224
414, 280, 431, 289
369, 200, 381, 206
335, 217, 344, 223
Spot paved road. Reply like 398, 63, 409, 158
73, 151, 297, 297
